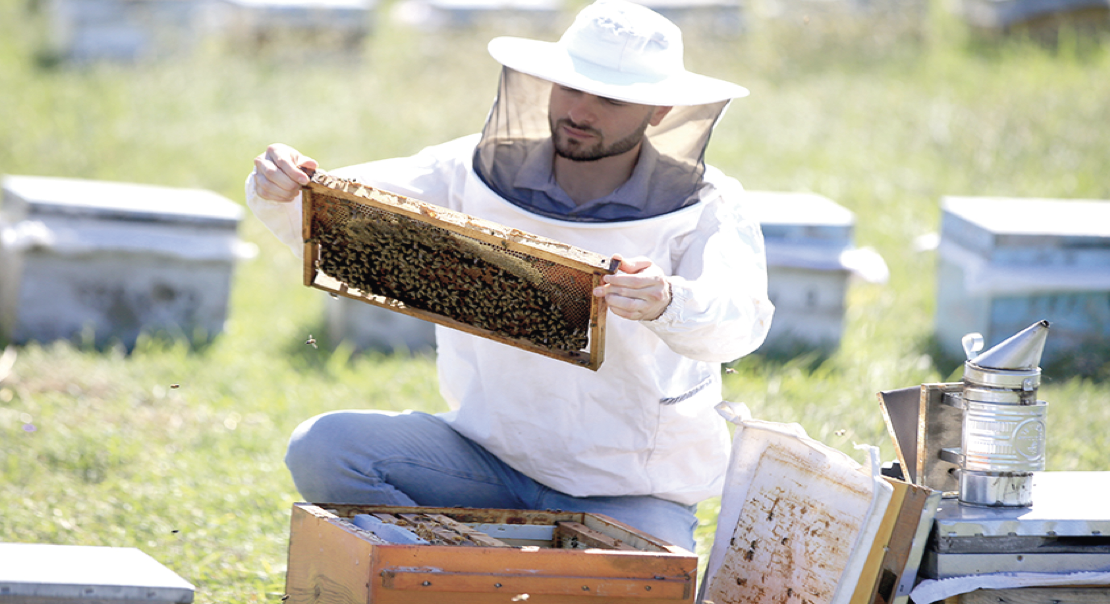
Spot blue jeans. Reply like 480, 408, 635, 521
284, 409, 698, 551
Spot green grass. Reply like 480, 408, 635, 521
1, 0, 1109, 601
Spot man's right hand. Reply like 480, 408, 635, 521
252, 144, 319, 202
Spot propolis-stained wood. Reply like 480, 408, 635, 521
285, 503, 698, 604
300, 171, 617, 370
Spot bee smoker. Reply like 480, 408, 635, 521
878, 320, 1050, 507
946, 320, 1049, 507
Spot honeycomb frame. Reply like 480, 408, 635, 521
301, 171, 617, 370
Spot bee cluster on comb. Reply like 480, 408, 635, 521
301, 171, 616, 369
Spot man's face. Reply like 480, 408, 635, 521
548, 85, 671, 162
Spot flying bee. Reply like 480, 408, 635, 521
305, 335, 318, 349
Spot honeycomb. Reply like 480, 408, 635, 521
301, 172, 615, 369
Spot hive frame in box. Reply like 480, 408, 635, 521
286, 503, 698, 604
301, 171, 618, 370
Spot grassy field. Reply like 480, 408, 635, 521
1, 0, 1109, 601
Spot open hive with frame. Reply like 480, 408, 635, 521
285, 503, 698, 604
301, 171, 617, 370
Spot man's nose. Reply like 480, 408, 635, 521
566, 94, 601, 126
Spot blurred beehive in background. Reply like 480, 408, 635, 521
950, 0, 1110, 37
0, 175, 251, 349
47, 0, 223, 62
390, 0, 564, 32
45, 0, 377, 62
219, 0, 377, 51
934, 196, 1110, 369
632, 0, 745, 36
746, 190, 888, 354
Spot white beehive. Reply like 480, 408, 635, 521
952, 0, 1109, 31
637, 0, 744, 36
48, 0, 225, 62
390, 0, 563, 32
746, 190, 886, 353
219, 0, 377, 49
0, 544, 194, 604
0, 175, 248, 349
934, 196, 1110, 366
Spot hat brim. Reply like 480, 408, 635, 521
488, 36, 749, 107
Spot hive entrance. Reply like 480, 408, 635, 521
301, 171, 616, 369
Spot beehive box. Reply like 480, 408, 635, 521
285, 503, 698, 604
0, 543, 195, 603
914, 472, 1110, 603
934, 196, 1110, 366
47, 0, 224, 62
952, 0, 1109, 31
301, 172, 616, 370
219, 0, 376, 50
744, 191, 871, 352
635, 0, 744, 36
392, 0, 563, 33
0, 175, 246, 349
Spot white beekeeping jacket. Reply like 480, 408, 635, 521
246, 133, 774, 505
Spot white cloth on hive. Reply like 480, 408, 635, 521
910, 571, 1110, 604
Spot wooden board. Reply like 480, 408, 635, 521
850, 477, 909, 604
848, 478, 940, 604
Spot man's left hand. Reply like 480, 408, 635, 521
593, 254, 672, 321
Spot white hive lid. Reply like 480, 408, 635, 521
0, 543, 195, 603
744, 190, 855, 246
2, 175, 243, 228
941, 196, 1110, 254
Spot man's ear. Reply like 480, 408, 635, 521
649, 106, 673, 127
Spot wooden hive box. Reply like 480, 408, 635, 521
285, 503, 699, 604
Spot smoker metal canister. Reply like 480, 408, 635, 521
957, 321, 1049, 507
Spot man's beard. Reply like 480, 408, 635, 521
550, 114, 652, 162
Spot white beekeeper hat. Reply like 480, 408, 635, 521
487, 0, 749, 106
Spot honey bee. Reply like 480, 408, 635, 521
305, 335, 318, 349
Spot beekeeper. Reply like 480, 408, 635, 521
247, 0, 773, 552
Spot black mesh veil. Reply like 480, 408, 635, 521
473, 67, 732, 221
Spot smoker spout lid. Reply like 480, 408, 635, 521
969, 320, 1049, 371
